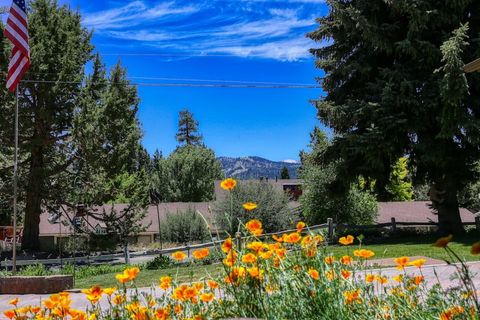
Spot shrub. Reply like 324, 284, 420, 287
214, 180, 293, 235
144, 255, 173, 270
162, 207, 208, 244
300, 164, 378, 225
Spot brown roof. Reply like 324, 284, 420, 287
377, 201, 475, 224
214, 179, 303, 201
39, 203, 213, 236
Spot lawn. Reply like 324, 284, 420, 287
74, 263, 224, 289
74, 233, 480, 288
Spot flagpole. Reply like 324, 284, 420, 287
12, 84, 19, 275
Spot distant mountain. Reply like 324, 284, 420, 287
217, 156, 300, 179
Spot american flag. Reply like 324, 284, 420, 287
4, 0, 30, 92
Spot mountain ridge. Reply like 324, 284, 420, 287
217, 156, 300, 179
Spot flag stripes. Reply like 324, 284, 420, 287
4, 0, 30, 92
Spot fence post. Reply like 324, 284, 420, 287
475, 216, 480, 232
391, 217, 397, 233
186, 244, 191, 258
327, 218, 334, 242
235, 232, 242, 251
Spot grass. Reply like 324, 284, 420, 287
74, 263, 223, 289
73, 233, 480, 288
327, 232, 480, 262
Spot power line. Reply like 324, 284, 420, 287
20, 79, 321, 89
22, 72, 319, 86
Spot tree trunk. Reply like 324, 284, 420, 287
21, 141, 44, 251
429, 181, 464, 235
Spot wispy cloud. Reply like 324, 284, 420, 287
82, 1, 198, 30
81, 0, 323, 61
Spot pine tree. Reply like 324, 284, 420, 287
280, 166, 290, 180
175, 109, 203, 147
308, 0, 480, 234
2, 0, 93, 250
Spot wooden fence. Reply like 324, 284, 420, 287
2, 216, 479, 267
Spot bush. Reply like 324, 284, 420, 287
214, 180, 293, 235
300, 164, 378, 225
18, 264, 52, 276
162, 207, 208, 244
144, 255, 173, 270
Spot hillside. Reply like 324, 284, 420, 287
218, 156, 300, 179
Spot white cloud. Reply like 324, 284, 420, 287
82, 0, 322, 61
82, 1, 198, 30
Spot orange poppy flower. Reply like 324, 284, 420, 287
392, 274, 403, 283
394, 256, 410, 270
376, 276, 388, 285
172, 251, 187, 261
471, 242, 480, 255
353, 249, 375, 259
246, 219, 263, 235
247, 267, 264, 280
409, 258, 426, 268
296, 221, 306, 233
433, 234, 453, 248
223, 251, 238, 267
340, 255, 353, 265
3, 310, 15, 320
8, 298, 19, 306
220, 178, 237, 191
284, 232, 302, 243
193, 248, 210, 260
272, 234, 284, 242
82, 286, 103, 304
103, 287, 116, 296
325, 270, 335, 281
200, 293, 215, 303
124, 267, 140, 281
341, 269, 352, 279
116, 273, 130, 284
365, 274, 375, 283
413, 275, 424, 285
222, 237, 233, 253
338, 235, 354, 246
241, 253, 257, 264
324, 256, 335, 264
343, 289, 362, 305
207, 280, 219, 289
242, 202, 257, 211
247, 241, 267, 252
308, 268, 320, 280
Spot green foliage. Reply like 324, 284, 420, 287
308, 0, 480, 234
162, 207, 209, 244
18, 264, 52, 276
176, 109, 203, 146
300, 129, 377, 225
280, 166, 290, 179
0, 0, 93, 250
386, 158, 414, 201
164, 145, 223, 202
144, 255, 173, 270
214, 181, 292, 235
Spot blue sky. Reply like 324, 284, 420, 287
2, 0, 329, 161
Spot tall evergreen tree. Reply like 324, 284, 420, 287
175, 109, 203, 146
1, 0, 93, 250
308, 0, 480, 234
